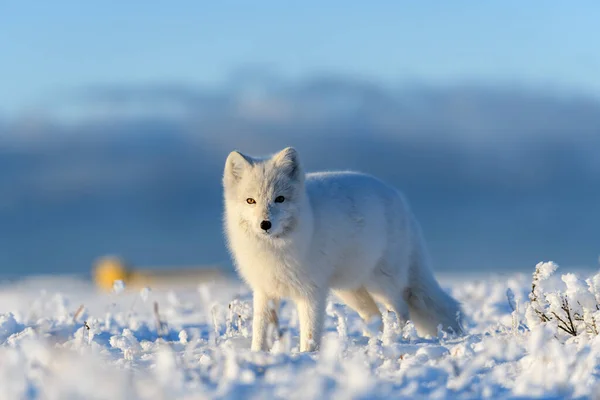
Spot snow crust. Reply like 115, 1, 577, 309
1, 266, 600, 399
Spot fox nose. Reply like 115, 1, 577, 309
260, 220, 272, 231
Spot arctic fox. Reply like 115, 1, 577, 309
223, 147, 463, 352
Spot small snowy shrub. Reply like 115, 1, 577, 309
526, 261, 600, 337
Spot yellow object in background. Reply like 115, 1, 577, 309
92, 255, 229, 291
93, 256, 131, 290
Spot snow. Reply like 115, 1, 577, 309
534, 261, 558, 281
1, 264, 600, 399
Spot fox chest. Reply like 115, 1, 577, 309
234, 249, 315, 299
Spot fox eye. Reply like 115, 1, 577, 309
246, 198, 256, 204
274, 196, 285, 203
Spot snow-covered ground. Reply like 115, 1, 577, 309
1, 264, 600, 399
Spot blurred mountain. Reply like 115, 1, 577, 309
1, 75, 599, 277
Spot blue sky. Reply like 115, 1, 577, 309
1, 1, 600, 116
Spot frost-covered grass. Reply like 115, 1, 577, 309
2, 264, 600, 399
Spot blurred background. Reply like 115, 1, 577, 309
1, 2, 599, 280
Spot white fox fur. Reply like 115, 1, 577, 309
223, 147, 463, 352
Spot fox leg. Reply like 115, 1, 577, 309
369, 274, 410, 327
371, 289, 410, 327
296, 288, 327, 352
251, 291, 278, 351
333, 286, 383, 336
368, 257, 411, 328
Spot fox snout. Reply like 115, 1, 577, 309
260, 220, 272, 231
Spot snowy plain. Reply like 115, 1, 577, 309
1, 263, 600, 399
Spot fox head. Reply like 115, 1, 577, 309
223, 147, 305, 239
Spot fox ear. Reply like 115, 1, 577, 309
225, 151, 252, 182
272, 147, 302, 181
